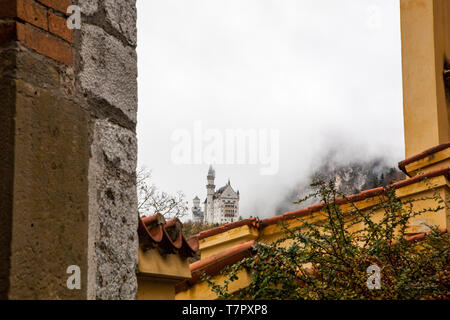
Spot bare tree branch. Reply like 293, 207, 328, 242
137, 167, 189, 219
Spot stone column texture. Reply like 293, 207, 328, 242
0, 0, 138, 299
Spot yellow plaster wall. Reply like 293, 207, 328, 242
138, 246, 192, 279
400, 0, 450, 158
138, 277, 180, 300
137, 246, 192, 300
200, 225, 259, 259
395, 178, 450, 232
175, 269, 252, 300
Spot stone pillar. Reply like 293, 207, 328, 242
0, 0, 138, 300
400, 0, 450, 158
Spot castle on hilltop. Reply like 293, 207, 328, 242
192, 166, 240, 225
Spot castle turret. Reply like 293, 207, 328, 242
205, 165, 216, 223
193, 196, 200, 208
207, 165, 215, 189
192, 196, 203, 222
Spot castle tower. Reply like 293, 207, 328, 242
204, 165, 216, 223
192, 196, 203, 222
193, 196, 201, 208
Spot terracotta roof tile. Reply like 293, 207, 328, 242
405, 228, 447, 243
138, 213, 199, 258
398, 142, 450, 175
175, 240, 256, 293
392, 166, 449, 188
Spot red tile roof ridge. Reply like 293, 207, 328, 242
161, 225, 183, 251
190, 240, 256, 273
388, 228, 448, 247
404, 228, 447, 243
178, 235, 200, 257
138, 214, 199, 258
398, 142, 450, 175
391, 166, 449, 188
140, 213, 165, 243
162, 217, 184, 250
165, 217, 182, 228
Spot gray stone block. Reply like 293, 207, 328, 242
104, 0, 137, 46
89, 119, 138, 300
95, 120, 137, 174
80, 24, 137, 124
79, 0, 99, 16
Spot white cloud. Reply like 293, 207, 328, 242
136, 0, 404, 219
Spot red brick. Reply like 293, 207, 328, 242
37, 0, 72, 14
48, 11, 72, 42
17, 0, 48, 30
16, 22, 73, 65
0, 0, 48, 31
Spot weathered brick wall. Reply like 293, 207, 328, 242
0, 0, 138, 299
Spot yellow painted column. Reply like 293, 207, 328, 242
400, 0, 450, 158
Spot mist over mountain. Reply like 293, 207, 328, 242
273, 154, 406, 216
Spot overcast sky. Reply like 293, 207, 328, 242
136, 0, 405, 219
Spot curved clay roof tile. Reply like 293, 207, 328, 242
178, 236, 200, 257
139, 214, 165, 247
161, 218, 184, 252
138, 214, 199, 258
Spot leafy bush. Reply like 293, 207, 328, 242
206, 180, 450, 300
